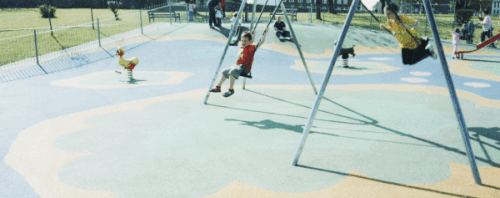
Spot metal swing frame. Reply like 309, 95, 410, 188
292, 0, 482, 185
203, 0, 318, 104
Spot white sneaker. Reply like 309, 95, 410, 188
426, 44, 437, 59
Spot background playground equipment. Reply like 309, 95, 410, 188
203, 0, 318, 104
116, 47, 139, 82
455, 33, 500, 59
339, 45, 356, 68
292, 0, 484, 185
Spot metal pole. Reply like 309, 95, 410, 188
422, 0, 482, 185
310, 0, 313, 23
243, 0, 284, 90
204, 0, 248, 104
169, 0, 173, 24
91, 8, 95, 30
34, 30, 40, 66
250, 0, 258, 31
292, 0, 360, 166
281, 2, 318, 94
251, 0, 270, 33
424, 14, 428, 36
97, 18, 101, 47
33, 30, 48, 74
140, 9, 144, 35
48, 14, 54, 36
186, 4, 189, 22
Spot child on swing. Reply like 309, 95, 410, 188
381, 3, 436, 65
210, 29, 268, 97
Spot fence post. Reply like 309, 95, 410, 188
309, 2, 313, 23
425, 16, 428, 36
97, 18, 102, 47
186, 4, 189, 22
91, 8, 95, 30
48, 15, 54, 36
34, 30, 40, 65
168, 0, 173, 24
33, 30, 48, 74
140, 9, 144, 35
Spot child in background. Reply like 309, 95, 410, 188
188, 0, 196, 22
209, 30, 268, 97
215, 5, 223, 27
452, 28, 460, 59
381, 3, 436, 65
230, 13, 239, 30
273, 16, 292, 41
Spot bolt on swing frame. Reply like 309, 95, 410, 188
204, 0, 318, 104
292, 0, 482, 185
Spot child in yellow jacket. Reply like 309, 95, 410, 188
381, 3, 436, 65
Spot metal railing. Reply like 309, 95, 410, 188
0, 9, 150, 82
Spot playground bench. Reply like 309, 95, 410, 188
148, 11, 181, 22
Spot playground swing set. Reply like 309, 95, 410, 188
203, 0, 485, 185
204, 0, 319, 103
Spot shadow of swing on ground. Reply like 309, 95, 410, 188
213, 25, 250, 42
461, 58, 500, 64
342, 65, 369, 70
295, 164, 480, 197
211, 89, 500, 167
126, 79, 147, 84
469, 127, 500, 146
225, 118, 303, 133
221, 119, 499, 195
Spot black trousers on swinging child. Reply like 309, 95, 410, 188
401, 38, 433, 65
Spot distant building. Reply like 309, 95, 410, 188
493, 0, 500, 16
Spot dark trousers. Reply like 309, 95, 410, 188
208, 9, 216, 27
481, 30, 492, 42
215, 18, 221, 27
402, 38, 432, 65
276, 30, 290, 38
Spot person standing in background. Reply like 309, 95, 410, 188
188, 0, 196, 22
207, 0, 219, 28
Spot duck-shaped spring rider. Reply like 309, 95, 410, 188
117, 47, 139, 81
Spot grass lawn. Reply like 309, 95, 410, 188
0, 8, 149, 66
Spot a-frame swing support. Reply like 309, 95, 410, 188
243, 1, 318, 93
292, 0, 482, 185
204, 0, 317, 104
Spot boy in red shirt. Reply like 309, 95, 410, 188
210, 30, 268, 97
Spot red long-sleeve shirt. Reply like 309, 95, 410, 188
236, 45, 256, 73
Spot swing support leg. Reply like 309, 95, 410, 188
243, 1, 318, 94
292, 0, 482, 185
281, 2, 317, 94
422, 0, 481, 184
204, 0, 247, 104
243, 0, 282, 90
292, 0, 359, 166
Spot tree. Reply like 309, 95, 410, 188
108, 0, 121, 20
315, 0, 321, 19
333, 0, 337, 14
328, 0, 333, 13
